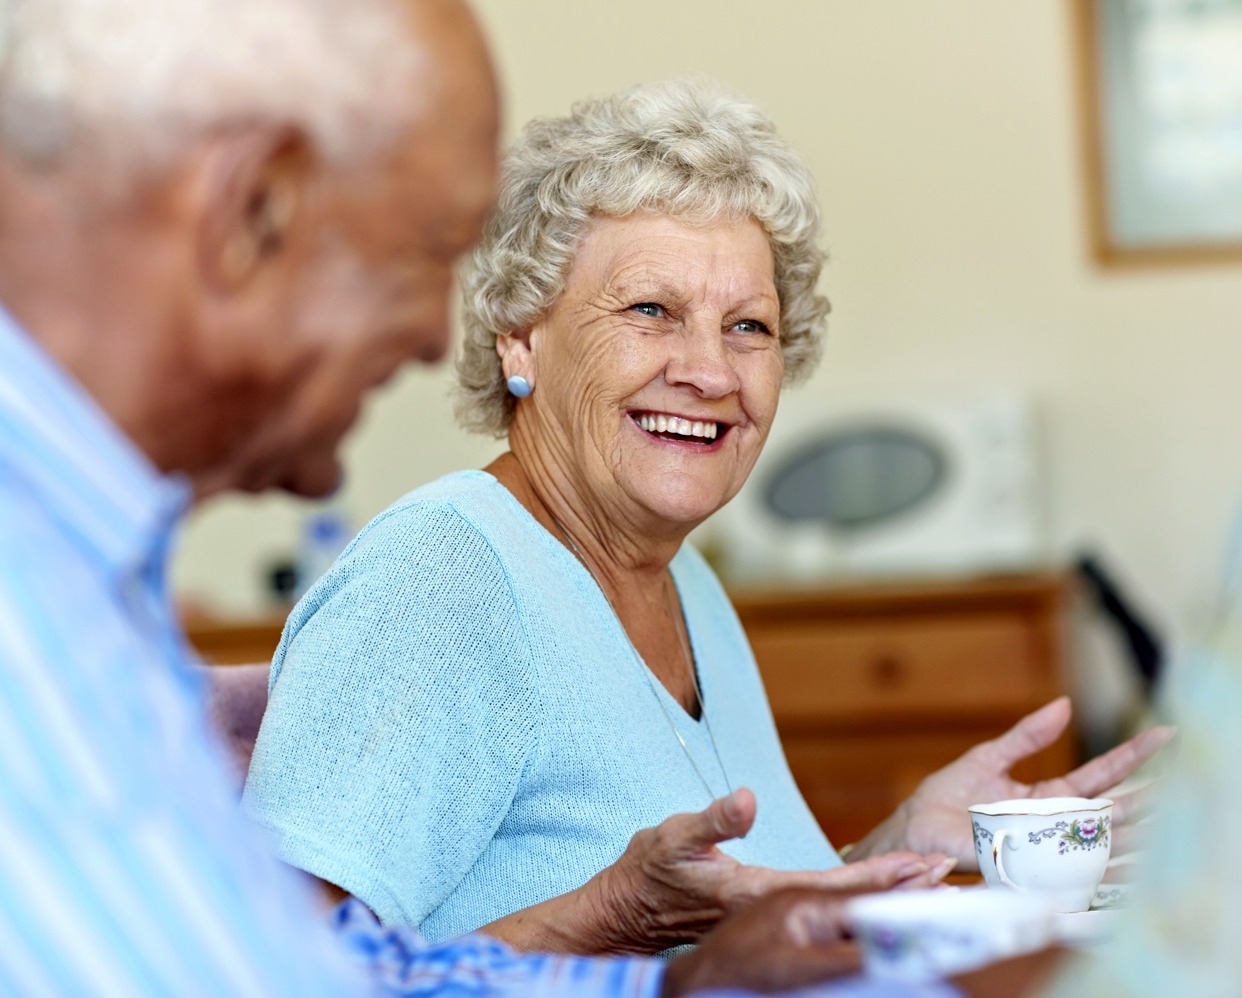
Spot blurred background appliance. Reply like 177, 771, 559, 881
714, 386, 1044, 583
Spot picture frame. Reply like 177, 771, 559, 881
1075, 0, 1242, 265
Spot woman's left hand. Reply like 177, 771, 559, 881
846, 696, 1175, 869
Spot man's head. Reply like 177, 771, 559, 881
0, 0, 498, 498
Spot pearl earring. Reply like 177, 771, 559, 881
506, 374, 533, 398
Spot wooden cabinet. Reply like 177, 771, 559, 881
730, 573, 1076, 849
185, 616, 285, 665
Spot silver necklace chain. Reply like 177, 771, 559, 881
550, 515, 733, 802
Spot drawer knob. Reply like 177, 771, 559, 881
870, 653, 906, 687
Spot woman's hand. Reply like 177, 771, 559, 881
847, 696, 1175, 869
585, 787, 955, 954
481, 787, 953, 955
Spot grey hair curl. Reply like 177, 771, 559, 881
455, 76, 829, 438
0, 0, 421, 171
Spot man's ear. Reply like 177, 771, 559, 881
194, 126, 313, 293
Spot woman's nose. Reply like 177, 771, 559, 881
664, 322, 742, 399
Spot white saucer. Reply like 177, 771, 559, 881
1052, 908, 1122, 948
1090, 883, 1133, 910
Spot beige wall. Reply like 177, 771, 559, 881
175, 1, 1242, 706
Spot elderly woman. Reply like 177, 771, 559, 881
244, 78, 1167, 954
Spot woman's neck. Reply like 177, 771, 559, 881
485, 449, 687, 591
485, 449, 702, 714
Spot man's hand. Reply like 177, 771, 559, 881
848, 697, 1174, 868
660, 887, 862, 997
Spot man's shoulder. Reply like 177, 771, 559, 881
0, 471, 92, 597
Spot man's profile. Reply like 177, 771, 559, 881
0, 1, 884, 995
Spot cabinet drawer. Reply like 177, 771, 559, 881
750, 613, 1051, 725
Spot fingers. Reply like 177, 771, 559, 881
818, 852, 932, 890
1060, 725, 1175, 799
1107, 784, 1161, 858
768, 852, 956, 895
855, 851, 958, 889
893, 855, 959, 890
705, 787, 757, 843
1103, 779, 1158, 827
1109, 821, 1152, 859
651, 787, 758, 858
973, 697, 1072, 770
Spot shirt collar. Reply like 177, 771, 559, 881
0, 304, 191, 579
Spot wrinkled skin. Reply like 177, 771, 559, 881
482, 788, 953, 955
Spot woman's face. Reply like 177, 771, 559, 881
509, 212, 784, 534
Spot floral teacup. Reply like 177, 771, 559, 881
968, 796, 1113, 913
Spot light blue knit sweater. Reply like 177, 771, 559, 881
243, 471, 840, 941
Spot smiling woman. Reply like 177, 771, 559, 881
240, 76, 1166, 959
242, 78, 879, 951
500, 212, 784, 535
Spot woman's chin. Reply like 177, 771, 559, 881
613, 435, 756, 533
629, 487, 735, 534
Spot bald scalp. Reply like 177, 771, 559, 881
0, 0, 498, 502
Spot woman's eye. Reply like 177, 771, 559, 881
733, 319, 772, 335
631, 302, 664, 318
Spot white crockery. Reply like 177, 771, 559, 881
1052, 908, 1122, 948
969, 796, 1113, 913
847, 886, 1057, 983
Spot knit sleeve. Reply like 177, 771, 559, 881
243, 500, 538, 929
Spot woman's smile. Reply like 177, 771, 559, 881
631, 410, 727, 446
508, 211, 784, 532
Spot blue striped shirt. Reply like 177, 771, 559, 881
0, 305, 661, 998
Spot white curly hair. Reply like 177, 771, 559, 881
455, 76, 830, 438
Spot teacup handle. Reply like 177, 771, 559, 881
992, 830, 1021, 892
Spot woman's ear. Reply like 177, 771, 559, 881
194, 125, 312, 294
497, 327, 536, 384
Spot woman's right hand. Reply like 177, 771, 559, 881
482, 787, 954, 956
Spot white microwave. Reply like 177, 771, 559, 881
710, 386, 1045, 583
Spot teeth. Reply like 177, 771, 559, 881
637, 413, 720, 440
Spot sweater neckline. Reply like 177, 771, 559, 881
470, 468, 711, 731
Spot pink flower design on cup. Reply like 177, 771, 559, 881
1057, 815, 1109, 855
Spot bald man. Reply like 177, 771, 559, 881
0, 1, 876, 994
0, 1, 1035, 996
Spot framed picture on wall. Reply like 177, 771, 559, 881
1076, 0, 1242, 264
